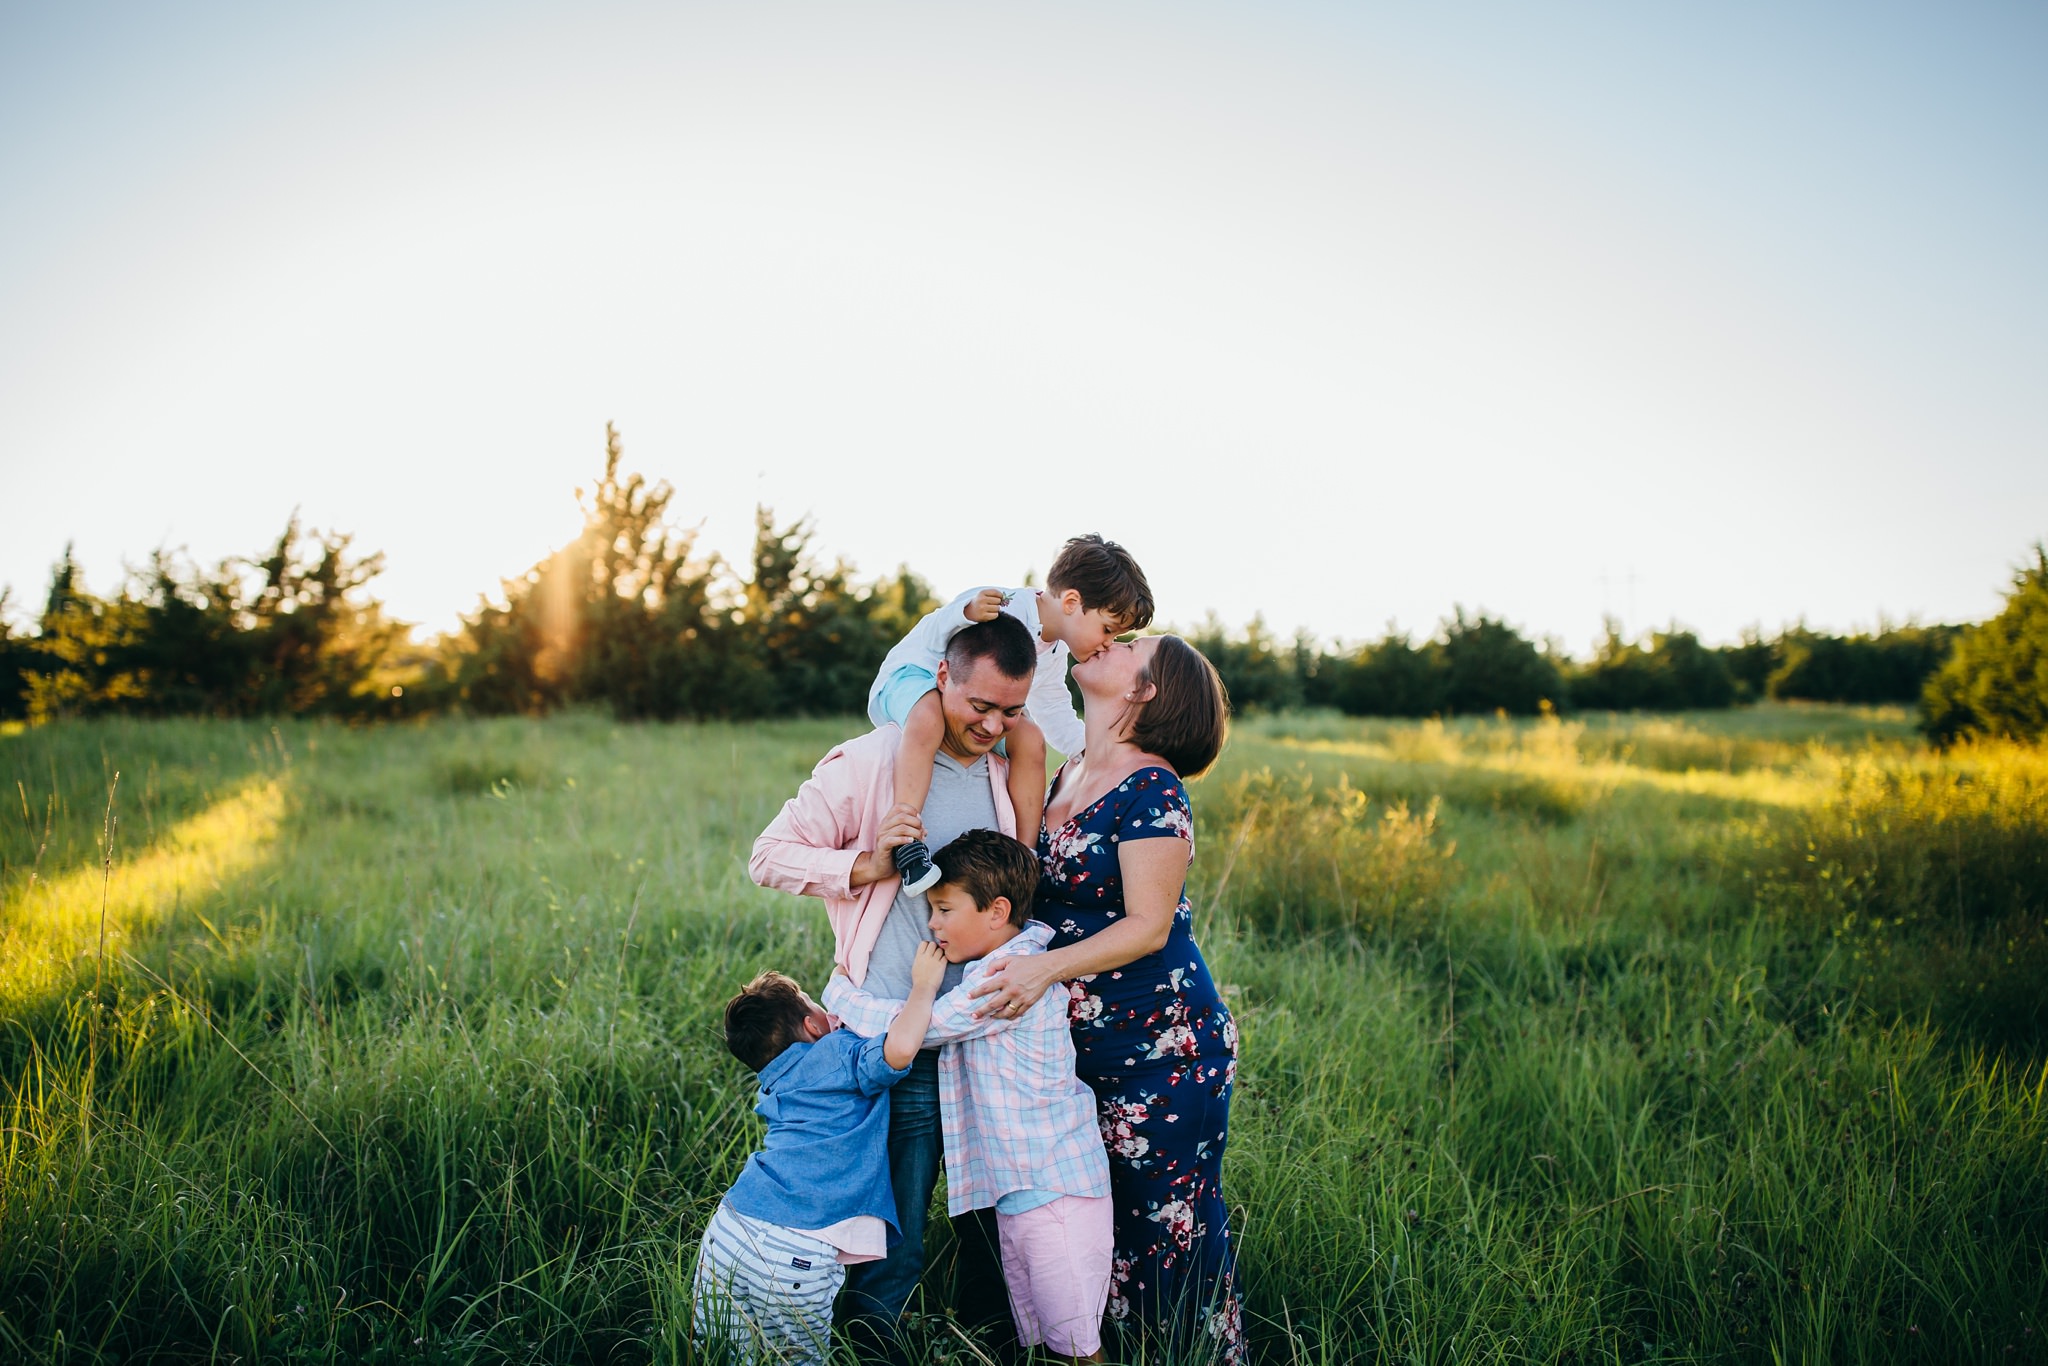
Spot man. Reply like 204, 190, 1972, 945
749, 613, 1038, 1356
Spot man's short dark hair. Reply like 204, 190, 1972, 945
944, 613, 1036, 680
1048, 534, 1154, 632
724, 971, 811, 1072
930, 828, 1039, 926
1129, 634, 1230, 778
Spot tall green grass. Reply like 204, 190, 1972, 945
2, 708, 2043, 1362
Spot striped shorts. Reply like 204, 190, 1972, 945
691, 1203, 845, 1366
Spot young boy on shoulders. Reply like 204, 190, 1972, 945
691, 944, 947, 1366
825, 829, 1114, 1364
871, 534, 1153, 895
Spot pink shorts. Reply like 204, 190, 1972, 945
996, 1194, 1113, 1357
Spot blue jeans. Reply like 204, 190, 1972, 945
839, 1051, 1012, 1357
840, 1049, 943, 1345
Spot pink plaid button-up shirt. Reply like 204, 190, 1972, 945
824, 921, 1110, 1217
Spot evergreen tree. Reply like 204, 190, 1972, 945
1922, 545, 2048, 744
23, 546, 146, 720
448, 425, 721, 716
446, 426, 934, 719
1190, 614, 1304, 714
0, 590, 34, 721
14, 527, 402, 722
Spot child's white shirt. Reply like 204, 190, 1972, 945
864, 586, 1087, 759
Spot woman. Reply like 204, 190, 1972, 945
970, 633, 1243, 1363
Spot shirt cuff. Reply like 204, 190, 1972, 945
818, 847, 863, 900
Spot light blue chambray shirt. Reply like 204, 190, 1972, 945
722, 1027, 912, 1238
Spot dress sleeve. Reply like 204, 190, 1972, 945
1112, 769, 1195, 852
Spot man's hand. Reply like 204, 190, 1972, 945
850, 803, 926, 888
909, 941, 947, 995
964, 588, 1010, 623
875, 802, 925, 855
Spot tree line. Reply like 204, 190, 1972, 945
1195, 614, 1964, 719
3, 429, 2043, 742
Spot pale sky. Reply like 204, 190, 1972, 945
3, 1, 2044, 653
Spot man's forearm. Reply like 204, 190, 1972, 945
750, 833, 861, 899
847, 849, 892, 889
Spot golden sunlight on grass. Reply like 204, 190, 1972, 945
1257, 724, 1838, 810
0, 776, 285, 1006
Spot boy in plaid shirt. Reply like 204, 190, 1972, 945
826, 829, 1113, 1363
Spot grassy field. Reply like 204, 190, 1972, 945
1, 707, 2044, 1364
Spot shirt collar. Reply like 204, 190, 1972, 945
758, 1036, 815, 1092
987, 921, 1053, 959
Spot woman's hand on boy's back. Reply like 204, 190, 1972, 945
968, 951, 1060, 1020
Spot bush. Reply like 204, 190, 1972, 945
1188, 615, 1304, 715
1568, 622, 1736, 712
1768, 624, 1957, 705
1327, 632, 1447, 717
1440, 608, 1565, 716
1718, 628, 1779, 703
1213, 612, 1562, 719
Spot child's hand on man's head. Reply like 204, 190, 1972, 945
910, 941, 947, 993
964, 588, 1009, 623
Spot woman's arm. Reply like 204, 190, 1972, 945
966, 836, 1186, 1017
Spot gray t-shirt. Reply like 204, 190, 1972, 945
862, 751, 998, 1002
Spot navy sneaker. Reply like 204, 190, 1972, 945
892, 839, 943, 896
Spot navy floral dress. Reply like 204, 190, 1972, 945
1035, 765, 1245, 1363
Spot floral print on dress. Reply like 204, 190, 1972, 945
1042, 823, 1104, 886
1035, 765, 1245, 1365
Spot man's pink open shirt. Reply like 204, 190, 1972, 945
747, 724, 1018, 986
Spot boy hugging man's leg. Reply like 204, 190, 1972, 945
826, 830, 1115, 1363
692, 950, 944, 1366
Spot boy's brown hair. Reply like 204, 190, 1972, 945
1047, 534, 1154, 632
930, 828, 1039, 927
1129, 634, 1230, 779
724, 971, 812, 1072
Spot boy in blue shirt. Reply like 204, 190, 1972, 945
692, 943, 945, 1365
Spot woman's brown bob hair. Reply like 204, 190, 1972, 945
1128, 635, 1230, 778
